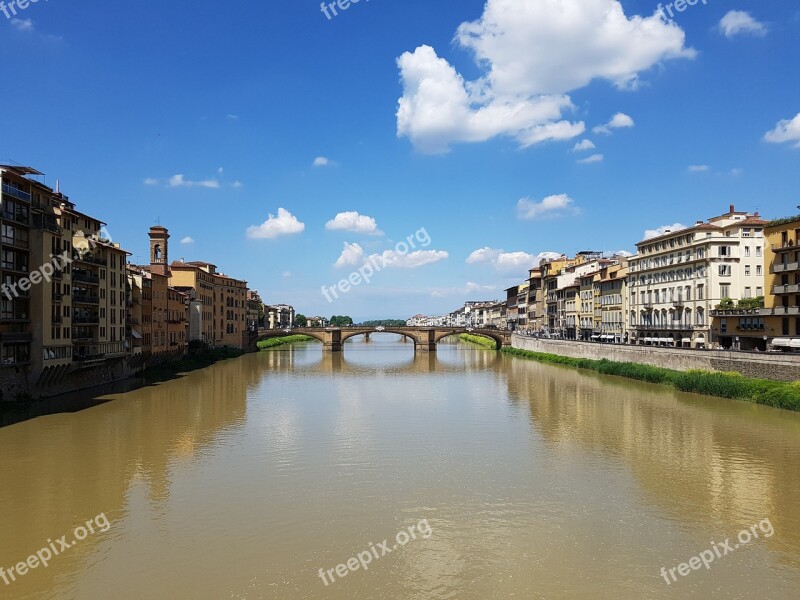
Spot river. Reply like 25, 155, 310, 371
1, 335, 799, 599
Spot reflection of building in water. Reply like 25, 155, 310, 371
503, 358, 800, 557
0, 355, 250, 593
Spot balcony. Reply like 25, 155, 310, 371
773, 262, 800, 273
773, 284, 800, 295
711, 308, 768, 317
73, 315, 99, 324
72, 294, 100, 305
772, 242, 797, 253
1, 183, 31, 202
0, 236, 28, 250
736, 324, 766, 331
0, 332, 32, 342
72, 271, 100, 285
771, 306, 800, 316
52, 292, 64, 303
673, 300, 685, 308
72, 253, 106, 266
1, 209, 30, 226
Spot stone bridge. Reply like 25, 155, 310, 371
257, 326, 512, 352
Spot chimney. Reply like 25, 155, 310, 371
730, 204, 735, 213
696, 220, 703, 225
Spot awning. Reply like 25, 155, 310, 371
790, 339, 800, 349
131, 330, 142, 339
772, 338, 791, 347
591, 334, 601, 339
682, 338, 691, 343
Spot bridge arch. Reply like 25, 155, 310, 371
434, 329, 504, 350
256, 330, 326, 344
339, 329, 421, 345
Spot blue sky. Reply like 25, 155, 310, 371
2, 0, 798, 320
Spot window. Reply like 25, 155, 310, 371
744, 287, 752, 299
756, 246, 762, 257
744, 246, 751, 257
745, 265, 751, 276
743, 228, 752, 238
719, 246, 731, 257
756, 265, 762, 276
719, 265, 732, 277
697, 285, 704, 300
720, 318, 727, 334
757, 287, 763, 297
720, 284, 731, 298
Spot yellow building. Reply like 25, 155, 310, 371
762, 216, 800, 349
1, 165, 131, 394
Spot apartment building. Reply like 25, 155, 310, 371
526, 269, 544, 332
629, 205, 766, 349
595, 261, 628, 343
166, 228, 249, 349
247, 290, 263, 331
755, 216, 800, 350
1, 165, 131, 392
266, 304, 295, 330
578, 271, 598, 341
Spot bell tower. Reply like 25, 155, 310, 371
149, 226, 170, 276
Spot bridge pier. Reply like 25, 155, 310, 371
323, 329, 343, 352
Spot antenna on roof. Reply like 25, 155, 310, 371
55, 179, 60, 194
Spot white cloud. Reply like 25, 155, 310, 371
11, 18, 34, 32
719, 11, 767, 38
467, 247, 562, 273
325, 211, 383, 235
334, 242, 365, 268
313, 156, 336, 167
517, 194, 579, 220
282, 271, 292, 278
180, 236, 195, 245
612, 250, 634, 257
168, 174, 220, 189
144, 173, 231, 189
593, 113, 635, 135
396, 0, 692, 153
688, 164, 710, 172
246, 208, 305, 240
335, 242, 448, 270
764, 113, 800, 148
371, 249, 449, 269
431, 281, 497, 298
577, 153, 604, 164
227, 114, 240, 120
572, 139, 596, 152
231, 180, 244, 189
643, 223, 687, 240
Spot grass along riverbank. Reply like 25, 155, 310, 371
501, 347, 800, 411
459, 333, 499, 349
257, 335, 314, 350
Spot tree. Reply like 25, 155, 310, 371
295, 314, 308, 328
329, 315, 354, 326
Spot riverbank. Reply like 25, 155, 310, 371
143, 347, 245, 381
257, 335, 314, 350
459, 333, 498, 349
502, 347, 800, 411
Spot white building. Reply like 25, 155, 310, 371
627, 205, 766, 348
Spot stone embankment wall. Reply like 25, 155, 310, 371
511, 335, 800, 382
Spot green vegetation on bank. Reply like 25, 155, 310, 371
257, 335, 314, 350
501, 347, 800, 411
459, 333, 499, 350
143, 347, 245, 380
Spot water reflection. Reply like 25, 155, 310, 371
0, 338, 798, 599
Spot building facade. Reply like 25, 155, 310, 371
629, 205, 766, 349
